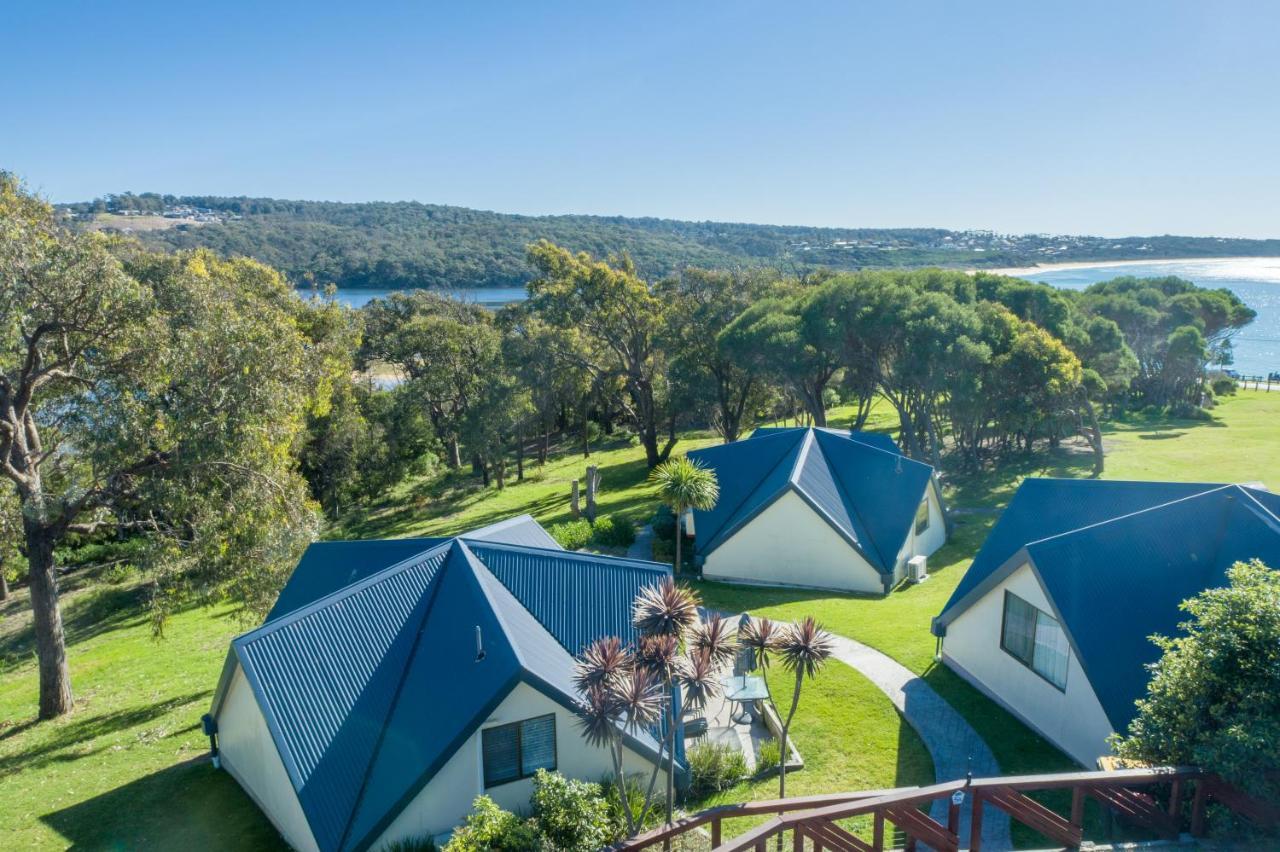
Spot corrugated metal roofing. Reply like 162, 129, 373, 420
689, 427, 935, 573
935, 479, 1280, 733
218, 518, 669, 852
750, 426, 900, 455
464, 541, 668, 657
266, 538, 446, 622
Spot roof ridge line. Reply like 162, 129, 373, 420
461, 538, 671, 572
456, 541, 531, 670
335, 540, 461, 852
233, 539, 454, 648
788, 428, 815, 484
811, 430, 895, 569
1237, 485, 1280, 528
1023, 484, 1233, 551
695, 431, 807, 550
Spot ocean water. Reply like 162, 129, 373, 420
299, 286, 528, 310
1020, 258, 1280, 377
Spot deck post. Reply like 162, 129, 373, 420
1071, 787, 1085, 829
1168, 779, 1183, 821
711, 817, 721, 847
1190, 779, 1210, 837
873, 812, 884, 851
793, 825, 803, 851
969, 791, 984, 852
948, 798, 960, 836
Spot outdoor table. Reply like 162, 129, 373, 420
719, 674, 769, 724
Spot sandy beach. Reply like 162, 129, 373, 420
979, 255, 1280, 277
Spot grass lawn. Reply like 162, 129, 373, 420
2, 390, 1276, 849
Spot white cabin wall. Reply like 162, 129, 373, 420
703, 490, 884, 594
216, 666, 320, 852
941, 563, 1115, 767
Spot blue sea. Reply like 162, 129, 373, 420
1017, 258, 1280, 377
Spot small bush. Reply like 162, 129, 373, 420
1211, 377, 1238, 396
591, 516, 636, 548
686, 740, 748, 798
444, 796, 539, 852
651, 504, 676, 541
755, 738, 781, 774
548, 518, 593, 550
651, 536, 674, 565
379, 837, 438, 852
530, 770, 614, 852
601, 773, 664, 836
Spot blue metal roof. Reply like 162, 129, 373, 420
266, 515, 557, 622
689, 427, 935, 573
935, 479, 1225, 622
934, 480, 1280, 733
216, 518, 670, 852
749, 426, 900, 455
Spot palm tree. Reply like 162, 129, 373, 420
573, 637, 662, 835
632, 578, 735, 828
774, 617, 834, 800
648, 457, 719, 575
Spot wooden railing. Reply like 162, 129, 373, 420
615, 767, 1279, 851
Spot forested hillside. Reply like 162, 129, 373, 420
63, 193, 1280, 290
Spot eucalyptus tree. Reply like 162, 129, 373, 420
661, 268, 778, 442
526, 241, 678, 468
1, 176, 333, 718
360, 291, 501, 468
0, 487, 19, 601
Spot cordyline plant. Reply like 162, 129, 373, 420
648, 456, 718, 575
574, 577, 736, 834
740, 615, 834, 805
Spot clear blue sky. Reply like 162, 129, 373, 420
6, 1, 1279, 237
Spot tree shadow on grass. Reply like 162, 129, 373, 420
0, 690, 212, 775
0, 583, 151, 672
41, 755, 287, 851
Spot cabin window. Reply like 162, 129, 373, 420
482, 714, 557, 787
915, 499, 930, 535
1000, 591, 1069, 690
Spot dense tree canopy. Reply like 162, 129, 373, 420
1, 176, 337, 718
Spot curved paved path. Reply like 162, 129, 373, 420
825, 634, 1011, 850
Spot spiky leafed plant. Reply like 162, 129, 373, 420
648, 456, 719, 574
688, 613, 738, 668
633, 576, 700, 637
738, 615, 782, 672
574, 638, 661, 834
774, 617, 834, 800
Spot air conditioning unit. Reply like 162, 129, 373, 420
908, 555, 929, 584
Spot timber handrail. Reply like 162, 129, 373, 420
613, 765, 1276, 852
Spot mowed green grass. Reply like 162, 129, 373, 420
1, 390, 1276, 850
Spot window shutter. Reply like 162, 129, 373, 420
482, 724, 520, 787
520, 715, 556, 775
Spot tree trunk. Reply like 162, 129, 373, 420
1081, 395, 1105, 477
446, 436, 461, 469
0, 562, 8, 601
516, 428, 525, 482
674, 505, 683, 574
25, 521, 73, 719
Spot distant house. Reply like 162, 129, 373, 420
932, 479, 1280, 766
205, 516, 671, 851
686, 427, 947, 594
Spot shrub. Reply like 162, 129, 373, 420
686, 740, 749, 799
530, 770, 614, 851
651, 504, 676, 541
755, 738, 781, 774
651, 536, 674, 565
379, 837, 438, 852
548, 518, 593, 550
444, 796, 539, 852
1211, 376, 1238, 396
591, 516, 637, 548
601, 773, 663, 836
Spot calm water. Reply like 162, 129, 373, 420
300, 286, 528, 310
1020, 258, 1280, 377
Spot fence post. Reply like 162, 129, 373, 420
1169, 779, 1183, 821
1071, 787, 1085, 828
873, 812, 884, 851
969, 791, 984, 852
711, 817, 721, 847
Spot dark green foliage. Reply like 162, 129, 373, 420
548, 519, 593, 550
686, 740, 749, 798
378, 838, 438, 852
529, 770, 615, 852
1211, 375, 1238, 396
590, 516, 637, 548
651, 505, 677, 542
1115, 561, 1280, 800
